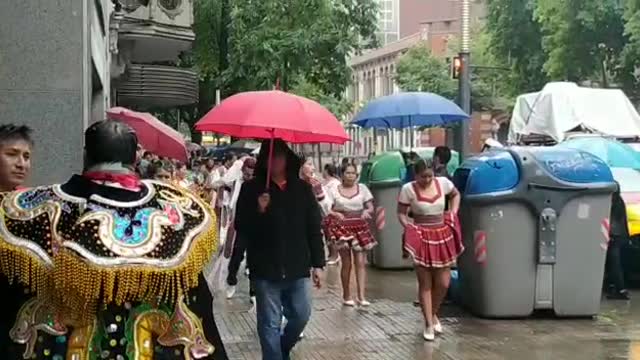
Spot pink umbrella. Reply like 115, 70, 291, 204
194, 91, 349, 144
106, 107, 188, 162
194, 91, 350, 187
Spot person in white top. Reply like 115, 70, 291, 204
326, 163, 376, 307
322, 163, 341, 265
225, 157, 257, 301
397, 158, 463, 341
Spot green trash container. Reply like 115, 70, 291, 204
361, 151, 411, 269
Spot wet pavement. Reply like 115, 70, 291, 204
210, 266, 640, 359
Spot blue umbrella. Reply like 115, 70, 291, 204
351, 92, 470, 129
556, 137, 640, 170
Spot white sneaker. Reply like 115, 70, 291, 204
434, 319, 443, 334
423, 327, 435, 341
299, 332, 305, 339
250, 296, 256, 305
226, 286, 236, 299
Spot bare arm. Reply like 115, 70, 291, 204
362, 200, 374, 219
448, 187, 461, 213
397, 203, 412, 228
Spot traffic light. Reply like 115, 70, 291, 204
452, 56, 462, 79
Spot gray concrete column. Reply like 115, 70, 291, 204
0, 0, 90, 185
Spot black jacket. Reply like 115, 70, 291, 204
610, 189, 630, 238
234, 140, 325, 281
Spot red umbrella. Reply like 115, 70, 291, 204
194, 91, 349, 187
194, 91, 349, 144
107, 107, 188, 162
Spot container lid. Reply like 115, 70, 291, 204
525, 147, 614, 183
363, 151, 405, 184
453, 150, 519, 195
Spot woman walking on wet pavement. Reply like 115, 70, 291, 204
397, 159, 463, 341
325, 163, 377, 307
322, 164, 341, 265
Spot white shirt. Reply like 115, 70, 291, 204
327, 183, 374, 212
221, 158, 246, 187
229, 177, 244, 214
398, 177, 454, 216
323, 177, 340, 192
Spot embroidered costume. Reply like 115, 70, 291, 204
0, 175, 227, 359
398, 178, 463, 268
324, 184, 377, 251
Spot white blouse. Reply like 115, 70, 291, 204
328, 183, 374, 212
398, 177, 454, 216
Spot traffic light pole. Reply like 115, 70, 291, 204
455, 51, 471, 158
454, 0, 471, 158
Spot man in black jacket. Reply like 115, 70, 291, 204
235, 139, 324, 360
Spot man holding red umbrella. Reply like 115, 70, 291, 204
235, 139, 325, 360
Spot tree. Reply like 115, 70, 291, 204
620, 0, 640, 99
534, 0, 626, 84
223, 0, 378, 98
485, 0, 548, 94
394, 46, 456, 98
289, 75, 352, 119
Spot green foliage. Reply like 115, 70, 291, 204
485, 0, 548, 94
620, 0, 640, 99
484, 0, 633, 97
534, 0, 626, 83
289, 75, 352, 119
223, 0, 378, 97
395, 46, 456, 98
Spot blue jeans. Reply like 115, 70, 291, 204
254, 278, 312, 360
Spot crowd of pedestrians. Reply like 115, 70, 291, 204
0, 121, 635, 360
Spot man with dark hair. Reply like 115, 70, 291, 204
433, 146, 452, 178
0, 124, 33, 191
236, 139, 324, 360
0, 120, 228, 359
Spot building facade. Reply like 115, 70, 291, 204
0, 0, 112, 185
0, 0, 196, 185
374, 0, 401, 46
112, 0, 198, 110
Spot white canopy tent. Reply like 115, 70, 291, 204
508, 82, 640, 143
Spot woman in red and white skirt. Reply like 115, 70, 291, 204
397, 159, 462, 341
326, 163, 376, 307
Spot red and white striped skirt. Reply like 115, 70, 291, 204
324, 212, 377, 252
403, 212, 464, 268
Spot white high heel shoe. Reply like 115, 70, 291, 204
423, 327, 435, 341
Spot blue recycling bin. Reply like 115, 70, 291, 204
453, 147, 617, 317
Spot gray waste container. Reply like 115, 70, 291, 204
452, 147, 617, 317
360, 151, 412, 269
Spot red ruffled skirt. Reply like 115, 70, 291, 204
324, 214, 377, 252
403, 212, 464, 268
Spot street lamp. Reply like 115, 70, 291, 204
455, 0, 472, 158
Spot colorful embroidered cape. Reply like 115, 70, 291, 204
0, 180, 226, 359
